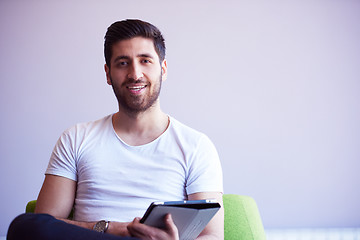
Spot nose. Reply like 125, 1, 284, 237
127, 62, 144, 80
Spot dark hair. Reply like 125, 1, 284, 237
104, 19, 166, 67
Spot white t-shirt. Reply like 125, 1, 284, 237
46, 114, 223, 222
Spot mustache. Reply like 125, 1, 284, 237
126, 79, 146, 84
119, 78, 148, 87
121, 79, 149, 87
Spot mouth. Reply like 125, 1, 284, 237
126, 84, 147, 94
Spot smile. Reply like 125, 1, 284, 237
127, 85, 147, 94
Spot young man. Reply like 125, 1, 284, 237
7, 19, 223, 240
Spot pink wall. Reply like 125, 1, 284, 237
1, 0, 359, 235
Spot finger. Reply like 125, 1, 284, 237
164, 214, 179, 237
133, 217, 141, 223
128, 217, 158, 239
127, 218, 143, 236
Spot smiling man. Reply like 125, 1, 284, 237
7, 19, 223, 240
107, 37, 164, 116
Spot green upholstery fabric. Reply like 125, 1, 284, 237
26, 194, 266, 239
223, 194, 266, 240
26, 200, 37, 214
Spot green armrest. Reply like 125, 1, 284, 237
223, 194, 266, 240
25, 200, 37, 214
26, 194, 266, 239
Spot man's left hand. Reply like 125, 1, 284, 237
127, 214, 179, 240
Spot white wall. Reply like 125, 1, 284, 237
1, 0, 359, 236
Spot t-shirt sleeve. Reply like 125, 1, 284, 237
45, 129, 78, 181
185, 134, 223, 195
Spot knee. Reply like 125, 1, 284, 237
7, 213, 55, 240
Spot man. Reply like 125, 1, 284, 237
7, 19, 223, 240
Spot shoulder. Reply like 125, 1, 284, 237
52, 114, 114, 158
55, 115, 113, 148
63, 114, 113, 137
167, 117, 214, 149
168, 117, 204, 138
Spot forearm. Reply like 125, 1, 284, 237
56, 217, 94, 229
56, 218, 131, 236
195, 218, 224, 240
188, 192, 224, 240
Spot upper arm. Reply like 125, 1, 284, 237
35, 174, 77, 218
188, 192, 224, 240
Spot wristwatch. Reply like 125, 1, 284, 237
93, 220, 109, 233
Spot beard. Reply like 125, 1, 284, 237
110, 73, 162, 116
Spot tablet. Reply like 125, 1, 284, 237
140, 199, 220, 240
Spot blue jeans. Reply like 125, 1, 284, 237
7, 213, 139, 240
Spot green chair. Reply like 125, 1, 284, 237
26, 200, 38, 214
223, 194, 266, 240
26, 194, 266, 240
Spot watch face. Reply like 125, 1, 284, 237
94, 220, 108, 233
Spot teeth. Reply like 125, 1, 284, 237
128, 86, 146, 90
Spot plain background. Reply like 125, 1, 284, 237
1, 0, 359, 236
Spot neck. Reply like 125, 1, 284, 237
112, 103, 169, 146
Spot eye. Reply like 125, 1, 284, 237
141, 59, 151, 64
115, 61, 128, 68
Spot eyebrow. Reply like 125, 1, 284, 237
113, 53, 155, 63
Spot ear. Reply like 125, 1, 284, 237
161, 59, 168, 81
104, 64, 112, 85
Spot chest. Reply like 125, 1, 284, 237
75, 141, 189, 200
